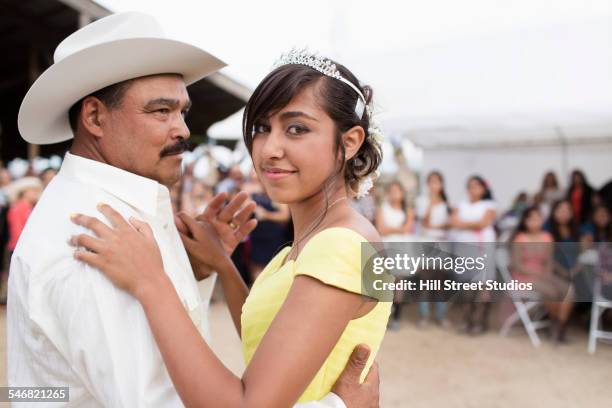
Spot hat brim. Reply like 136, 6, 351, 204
4, 177, 43, 203
18, 37, 226, 145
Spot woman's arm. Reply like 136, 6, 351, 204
422, 203, 433, 229
71, 205, 367, 407
400, 208, 415, 234
375, 207, 398, 235
453, 209, 496, 230
213, 257, 248, 334
136, 273, 363, 408
177, 213, 249, 335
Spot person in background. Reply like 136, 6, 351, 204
498, 191, 530, 241
510, 206, 573, 343
546, 200, 581, 274
505, 191, 529, 220
566, 169, 595, 225
414, 171, 451, 328
0, 167, 12, 303
375, 180, 414, 237
0, 168, 11, 188
1, 177, 43, 304
450, 176, 496, 243
580, 204, 612, 247
544, 199, 580, 342
534, 171, 564, 220
5, 177, 43, 255
377, 180, 415, 330
216, 164, 244, 195
181, 179, 214, 217
449, 175, 496, 335
39, 168, 58, 188
249, 191, 291, 281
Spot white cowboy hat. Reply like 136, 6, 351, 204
18, 11, 226, 145
3, 177, 43, 203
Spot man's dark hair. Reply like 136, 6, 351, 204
68, 80, 132, 133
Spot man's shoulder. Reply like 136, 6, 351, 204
14, 176, 105, 259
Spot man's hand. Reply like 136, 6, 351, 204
331, 345, 380, 408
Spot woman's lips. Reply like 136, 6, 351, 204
263, 168, 296, 180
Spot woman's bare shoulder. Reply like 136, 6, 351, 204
329, 210, 381, 243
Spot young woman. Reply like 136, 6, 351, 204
70, 51, 392, 407
375, 180, 414, 237
375, 180, 414, 329
449, 175, 497, 334
580, 204, 612, 247
510, 206, 573, 342
414, 171, 451, 328
534, 171, 563, 220
566, 169, 595, 225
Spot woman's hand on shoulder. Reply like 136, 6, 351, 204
69, 203, 168, 300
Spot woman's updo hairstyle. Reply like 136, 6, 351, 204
242, 57, 382, 195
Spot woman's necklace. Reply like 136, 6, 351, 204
284, 196, 348, 263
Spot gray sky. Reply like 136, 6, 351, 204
95, 0, 610, 88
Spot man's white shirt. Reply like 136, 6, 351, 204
8, 152, 344, 408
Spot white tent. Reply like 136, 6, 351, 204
373, 16, 612, 148
207, 108, 244, 140
340, 15, 612, 209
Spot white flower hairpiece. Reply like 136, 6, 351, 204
355, 106, 384, 199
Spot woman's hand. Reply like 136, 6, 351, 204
175, 191, 257, 279
176, 191, 257, 254
69, 203, 169, 301
176, 213, 234, 275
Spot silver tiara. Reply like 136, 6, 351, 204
272, 48, 366, 118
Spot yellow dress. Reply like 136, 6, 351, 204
241, 227, 392, 403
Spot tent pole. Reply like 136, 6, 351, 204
556, 127, 568, 182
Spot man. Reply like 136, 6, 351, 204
8, 12, 379, 407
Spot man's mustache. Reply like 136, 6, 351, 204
160, 140, 190, 158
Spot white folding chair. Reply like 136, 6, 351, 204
588, 247, 612, 354
496, 246, 550, 347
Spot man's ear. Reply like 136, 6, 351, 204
80, 96, 108, 138
342, 125, 366, 161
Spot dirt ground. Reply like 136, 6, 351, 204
1, 302, 611, 407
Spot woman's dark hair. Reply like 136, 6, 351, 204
242, 60, 382, 251
510, 205, 542, 243
541, 171, 559, 191
467, 175, 493, 201
548, 199, 578, 241
242, 62, 382, 194
386, 180, 407, 211
426, 170, 448, 203
591, 204, 612, 242
566, 168, 594, 223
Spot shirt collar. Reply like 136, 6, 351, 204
59, 152, 167, 217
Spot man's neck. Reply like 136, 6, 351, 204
70, 135, 110, 165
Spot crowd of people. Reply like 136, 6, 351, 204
1, 156, 611, 343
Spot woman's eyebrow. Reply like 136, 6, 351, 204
279, 111, 318, 121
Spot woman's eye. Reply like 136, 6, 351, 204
253, 123, 270, 134
287, 125, 307, 135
